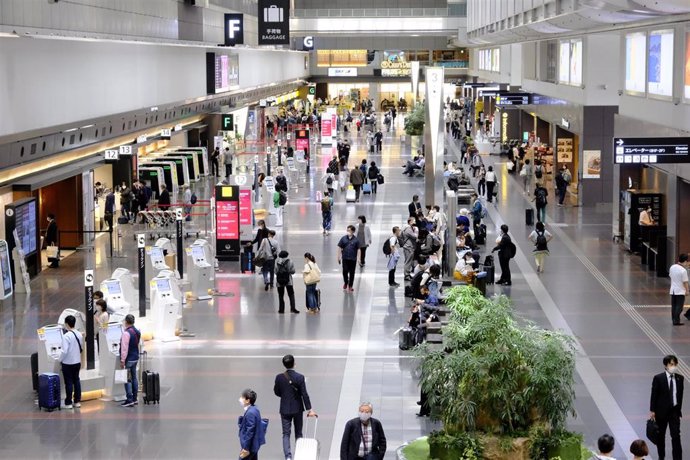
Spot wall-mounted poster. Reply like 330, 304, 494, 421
570, 39, 582, 86
625, 33, 646, 93
583, 150, 601, 179
557, 138, 573, 163
648, 29, 674, 97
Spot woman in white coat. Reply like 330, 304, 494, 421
356, 215, 373, 268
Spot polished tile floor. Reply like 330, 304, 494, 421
0, 121, 685, 459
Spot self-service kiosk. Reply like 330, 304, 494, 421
187, 244, 213, 300
161, 154, 193, 185
99, 322, 126, 401
150, 276, 182, 342
176, 147, 208, 176
164, 149, 200, 181
37, 325, 64, 376
111, 268, 138, 309
140, 161, 178, 195
138, 166, 165, 200
151, 158, 185, 189
100, 278, 131, 314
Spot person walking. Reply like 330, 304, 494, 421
60, 315, 83, 409
349, 165, 365, 202
337, 225, 360, 293
387, 227, 401, 287
492, 224, 515, 286
274, 189, 287, 227
485, 166, 497, 203
274, 354, 317, 460
238, 389, 263, 460
44, 213, 60, 268
401, 217, 419, 281
555, 165, 571, 206
104, 189, 115, 230
670, 254, 690, 325
533, 181, 549, 223
119, 314, 141, 407
302, 253, 321, 313
356, 216, 372, 268
477, 164, 486, 196
183, 185, 193, 221
368, 161, 380, 195
257, 230, 278, 291
650, 355, 684, 460
224, 146, 234, 178
275, 250, 299, 314
119, 182, 133, 221
520, 159, 533, 195
321, 192, 334, 236
339, 402, 387, 460
211, 146, 220, 177
528, 221, 552, 273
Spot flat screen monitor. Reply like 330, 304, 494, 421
15, 200, 37, 255
44, 327, 62, 344
106, 324, 122, 341
192, 246, 206, 260
149, 247, 164, 262
156, 278, 171, 292
105, 280, 122, 295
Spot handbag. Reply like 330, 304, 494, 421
114, 368, 128, 384
254, 253, 266, 267
46, 245, 59, 259
377, 174, 385, 185
506, 160, 514, 170
519, 166, 527, 176
303, 262, 321, 285
646, 418, 660, 445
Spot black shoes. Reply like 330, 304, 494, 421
290, 309, 300, 314
673, 322, 685, 326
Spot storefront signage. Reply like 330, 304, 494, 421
561, 118, 570, 129
258, 0, 290, 45
224, 13, 244, 46
381, 60, 412, 77
614, 137, 690, 164
496, 93, 532, 106
215, 185, 241, 260
328, 67, 357, 77
295, 129, 310, 158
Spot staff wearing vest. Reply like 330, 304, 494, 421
119, 314, 141, 407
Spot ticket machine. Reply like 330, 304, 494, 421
37, 325, 64, 376
150, 276, 182, 342
187, 243, 213, 300
99, 322, 126, 401
58, 309, 86, 333
100, 278, 131, 314
192, 239, 215, 276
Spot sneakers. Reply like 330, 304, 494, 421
63, 404, 73, 409
121, 400, 135, 407
343, 284, 348, 290
73, 402, 81, 408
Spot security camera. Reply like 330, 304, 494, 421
673, 98, 680, 106
617, 90, 623, 96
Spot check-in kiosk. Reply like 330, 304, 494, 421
187, 243, 213, 300
171, 150, 201, 181
176, 147, 208, 176
138, 166, 164, 200
100, 278, 131, 314
99, 322, 126, 401
150, 276, 182, 342
140, 161, 178, 195
159, 155, 192, 186
151, 157, 186, 188
37, 325, 64, 376
163, 152, 198, 182
192, 239, 215, 273
110, 268, 138, 310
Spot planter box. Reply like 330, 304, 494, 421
547, 437, 581, 459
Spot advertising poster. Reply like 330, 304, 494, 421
625, 33, 646, 93
330, 109, 338, 142
648, 33, 661, 84
295, 129, 310, 159
569, 40, 582, 86
320, 118, 332, 145
258, 0, 290, 45
557, 138, 573, 163
559, 41, 570, 83
648, 30, 674, 96
583, 150, 601, 179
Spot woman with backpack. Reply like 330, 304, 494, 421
528, 221, 553, 273
257, 230, 278, 291
302, 252, 321, 314
321, 191, 334, 236
533, 181, 549, 223
275, 250, 299, 314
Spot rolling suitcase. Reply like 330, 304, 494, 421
345, 187, 356, 203
315, 288, 321, 308
117, 216, 129, 224
525, 208, 534, 226
38, 373, 61, 411
398, 327, 414, 350
483, 255, 495, 285
143, 370, 160, 404
31, 352, 39, 392
294, 416, 320, 460
473, 271, 488, 296
240, 250, 254, 273
362, 183, 372, 195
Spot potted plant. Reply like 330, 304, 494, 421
404, 102, 425, 151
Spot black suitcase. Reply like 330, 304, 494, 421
117, 216, 129, 224
525, 208, 534, 226
398, 327, 414, 350
38, 373, 61, 411
404, 285, 413, 298
31, 352, 39, 392
473, 271, 488, 296
475, 224, 487, 245
240, 250, 253, 273
316, 288, 321, 308
143, 370, 160, 404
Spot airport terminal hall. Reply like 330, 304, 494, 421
4, 1, 690, 459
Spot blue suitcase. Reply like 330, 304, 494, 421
362, 183, 372, 195
38, 373, 61, 411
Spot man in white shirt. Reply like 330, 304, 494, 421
670, 253, 690, 325
639, 206, 655, 226
60, 315, 83, 409
591, 433, 616, 460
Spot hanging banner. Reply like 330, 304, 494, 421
258, 0, 290, 45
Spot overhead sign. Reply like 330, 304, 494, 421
136, 134, 148, 144
119, 145, 133, 155
104, 149, 119, 161
303, 36, 314, 51
496, 93, 532, 106
308, 86, 316, 95
221, 114, 234, 131
174, 124, 183, 132
224, 13, 244, 46
614, 137, 690, 164
328, 67, 357, 77
161, 128, 172, 139
258, 0, 290, 45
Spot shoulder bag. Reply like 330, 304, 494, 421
303, 262, 321, 285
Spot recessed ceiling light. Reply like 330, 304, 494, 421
411, 34, 420, 37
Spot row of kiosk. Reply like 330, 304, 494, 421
36, 237, 215, 405
138, 147, 209, 198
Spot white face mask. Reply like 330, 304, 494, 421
667, 366, 678, 374
359, 412, 371, 422
238, 397, 246, 407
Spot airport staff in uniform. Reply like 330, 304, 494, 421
650, 354, 684, 460
274, 355, 317, 460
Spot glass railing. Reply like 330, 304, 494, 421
294, 6, 467, 18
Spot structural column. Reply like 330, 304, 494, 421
424, 67, 445, 207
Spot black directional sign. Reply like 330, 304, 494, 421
613, 137, 690, 164
495, 93, 532, 106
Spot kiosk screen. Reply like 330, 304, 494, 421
192, 246, 206, 260
44, 327, 62, 344
156, 279, 172, 292
149, 247, 164, 263
105, 281, 122, 295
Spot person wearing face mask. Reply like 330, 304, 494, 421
238, 389, 264, 460
650, 355, 684, 460
340, 402, 387, 460
337, 225, 361, 293
44, 213, 59, 268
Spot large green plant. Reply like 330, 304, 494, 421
404, 102, 426, 136
416, 291, 576, 435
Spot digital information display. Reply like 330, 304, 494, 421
215, 185, 241, 261
192, 246, 206, 260
0, 240, 12, 299
496, 93, 531, 106
614, 137, 690, 164
295, 129, 310, 159
239, 189, 252, 227
626, 33, 647, 93
15, 200, 37, 255
206, 53, 240, 94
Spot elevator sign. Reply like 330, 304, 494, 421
613, 137, 690, 164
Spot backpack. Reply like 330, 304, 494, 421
429, 234, 442, 253
536, 188, 547, 206
447, 176, 459, 191
506, 241, 517, 259
410, 271, 426, 298
321, 198, 331, 213
562, 169, 572, 183
190, 193, 197, 205
535, 231, 548, 251
382, 238, 392, 256
278, 191, 287, 206
535, 165, 543, 179
326, 176, 333, 185
275, 175, 288, 192
276, 261, 291, 285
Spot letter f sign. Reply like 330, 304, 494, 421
224, 14, 244, 46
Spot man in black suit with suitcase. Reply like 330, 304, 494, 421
650, 354, 684, 460
274, 355, 316, 460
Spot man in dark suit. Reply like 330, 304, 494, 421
238, 388, 263, 460
45, 213, 59, 268
340, 402, 387, 460
274, 355, 316, 460
650, 354, 684, 460
158, 184, 171, 210
408, 195, 421, 218
492, 224, 514, 286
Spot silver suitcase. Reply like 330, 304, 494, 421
294, 416, 320, 460
345, 188, 356, 202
